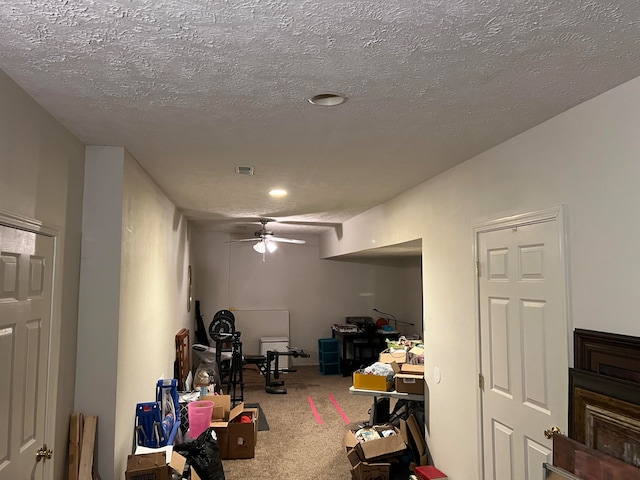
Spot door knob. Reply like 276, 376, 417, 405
544, 426, 561, 439
36, 444, 53, 461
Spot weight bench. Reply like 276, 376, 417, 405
243, 347, 310, 394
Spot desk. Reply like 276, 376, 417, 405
349, 386, 424, 425
332, 329, 399, 376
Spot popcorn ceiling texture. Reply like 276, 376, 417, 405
2, 0, 639, 231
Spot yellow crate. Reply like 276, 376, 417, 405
353, 370, 393, 391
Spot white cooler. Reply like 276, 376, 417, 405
260, 336, 290, 370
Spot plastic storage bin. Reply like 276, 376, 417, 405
318, 338, 340, 375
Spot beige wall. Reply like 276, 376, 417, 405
76, 147, 193, 480
321, 75, 640, 478
0, 70, 85, 480
192, 231, 422, 362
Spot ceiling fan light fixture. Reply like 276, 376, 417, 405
307, 92, 347, 107
266, 241, 277, 253
253, 241, 266, 254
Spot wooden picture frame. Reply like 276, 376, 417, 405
574, 329, 640, 384
543, 463, 582, 480
553, 434, 640, 480
568, 368, 640, 468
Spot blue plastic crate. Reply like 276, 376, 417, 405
318, 338, 339, 353
319, 361, 341, 375
320, 351, 340, 364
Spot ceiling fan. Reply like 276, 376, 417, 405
231, 219, 305, 261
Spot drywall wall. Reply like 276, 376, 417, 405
75, 147, 124, 477
233, 309, 290, 355
0, 70, 85, 480
76, 147, 193, 480
320, 75, 640, 478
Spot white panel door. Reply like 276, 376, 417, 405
478, 213, 568, 480
0, 224, 54, 479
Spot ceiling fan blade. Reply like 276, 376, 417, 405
270, 236, 306, 244
277, 220, 341, 228
227, 238, 261, 243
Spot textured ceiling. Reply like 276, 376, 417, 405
2, 0, 640, 243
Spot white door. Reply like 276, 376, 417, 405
0, 224, 55, 479
477, 210, 569, 480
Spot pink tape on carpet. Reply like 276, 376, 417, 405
308, 396, 323, 425
329, 393, 350, 424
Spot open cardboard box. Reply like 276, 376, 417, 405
346, 448, 391, 480
202, 395, 258, 460
400, 413, 429, 466
126, 452, 170, 480
169, 452, 201, 480
353, 370, 394, 392
390, 362, 425, 395
343, 424, 406, 463
408, 344, 424, 359
379, 348, 407, 364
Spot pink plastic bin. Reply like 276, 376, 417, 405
187, 400, 214, 438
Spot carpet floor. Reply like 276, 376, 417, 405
221, 365, 416, 480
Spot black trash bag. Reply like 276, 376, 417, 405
174, 427, 225, 480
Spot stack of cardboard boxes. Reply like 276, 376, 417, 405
345, 338, 429, 478
352, 339, 425, 394
342, 413, 430, 480
378, 340, 424, 365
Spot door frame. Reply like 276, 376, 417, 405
0, 209, 58, 479
472, 205, 573, 480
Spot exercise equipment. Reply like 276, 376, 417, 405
199, 309, 311, 401
244, 347, 310, 394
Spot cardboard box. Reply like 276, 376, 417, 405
415, 465, 447, 479
202, 395, 258, 459
379, 348, 407, 364
400, 414, 429, 466
353, 370, 394, 392
395, 373, 424, 394
389, 362, 424, 394
343, 425, 401, 480
343, 425, 406, 462
409, 345, 424, 358
125, 452, 170, 480
400, 364, 424, 374
202, 394, 231, 422
169, 451, 201, 480
226, 407, 258, 459
352, 461, 391, 480
345, 433, 393, 480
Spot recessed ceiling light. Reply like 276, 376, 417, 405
307, 93, 347, 107
269, 189, 287, 197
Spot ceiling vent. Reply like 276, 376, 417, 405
236, 165, 255, 175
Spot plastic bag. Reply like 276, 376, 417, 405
174, 427, 225, 480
